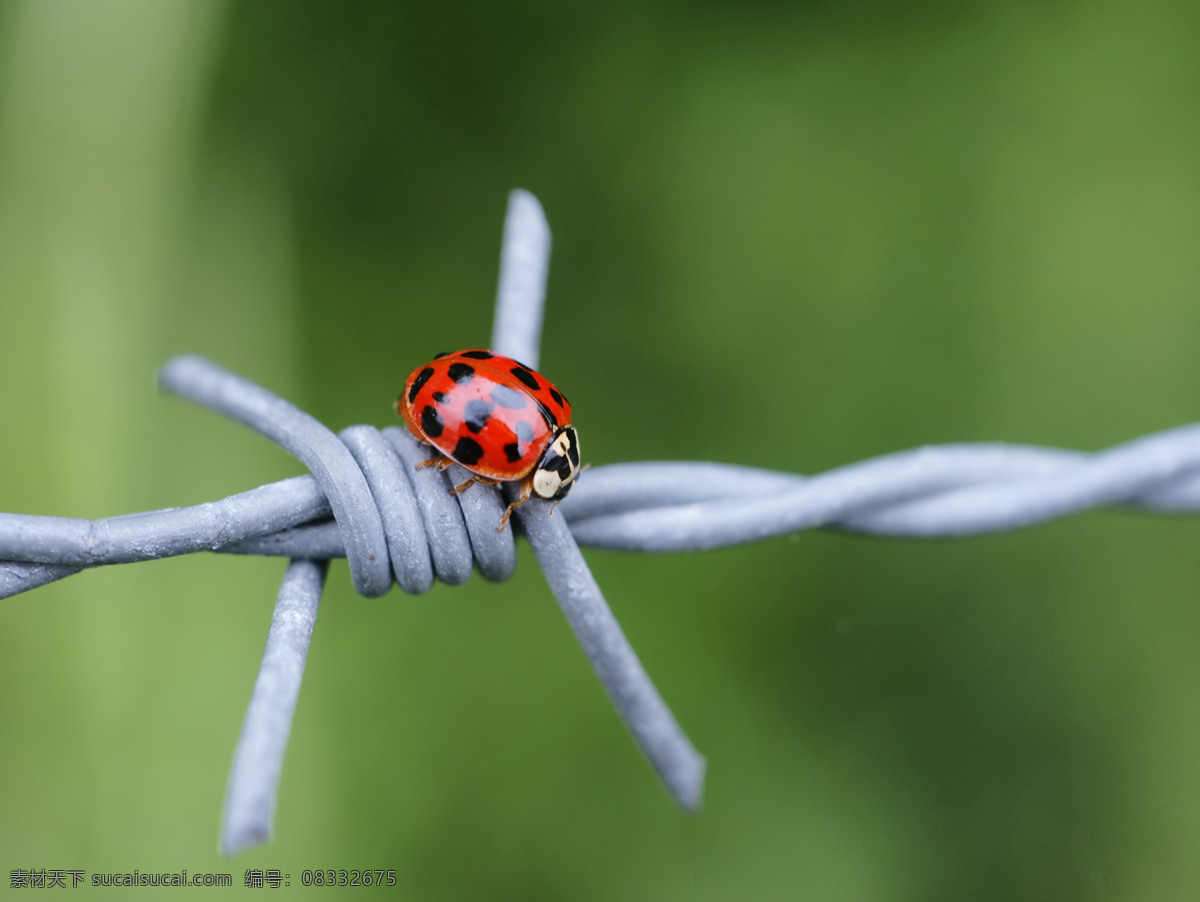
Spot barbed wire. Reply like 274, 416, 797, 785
8, 426, 1199, 594
4, 191, 1200, 854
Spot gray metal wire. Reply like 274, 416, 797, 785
220, 558, 327, 856
4, 190, 1200, 853
9, 438, 1197, 585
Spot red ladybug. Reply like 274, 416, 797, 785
397, 350, 582, 530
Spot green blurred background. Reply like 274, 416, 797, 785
2, 0, 1199, 898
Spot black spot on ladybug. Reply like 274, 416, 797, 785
503, 442, 521, 463
548, 387, 563, 407
448, 363, 475, 384
557, 388, 571, 407
421, 406, 444, 438
432, 391, 447, 404
510, 366, 540, 392
514, 420, 534, 442
409, 366, 434, 403
491, 384, 527, 410
433, 351, 451, 359
453, 436, 484, 465
462, 350, 494, 360
463, 399, 493, 434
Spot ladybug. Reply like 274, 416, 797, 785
397, 349, 582, 530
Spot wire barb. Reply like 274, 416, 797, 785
221, 558, 327, 855
516, 495, 706, 808
157, 356, 392, 598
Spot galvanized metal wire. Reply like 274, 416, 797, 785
220, 558, 326, 856
4, 190, 1200, 853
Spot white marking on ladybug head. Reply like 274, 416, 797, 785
532, 426, 581, 501
532, 466, 562, 499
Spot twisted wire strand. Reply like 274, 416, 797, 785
8, 429, 1199, 585
0, 476, 331, 597
558, 428, 1200, 551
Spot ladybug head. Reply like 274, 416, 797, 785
532, 426, 582, 501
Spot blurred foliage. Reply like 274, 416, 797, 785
2, 0, 1200, 899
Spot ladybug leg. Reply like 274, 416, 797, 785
414, 453, 455, 472
497, 474, 535, 532
449, 474, 500, 496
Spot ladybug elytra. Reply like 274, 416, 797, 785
397, 349, 582, 530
